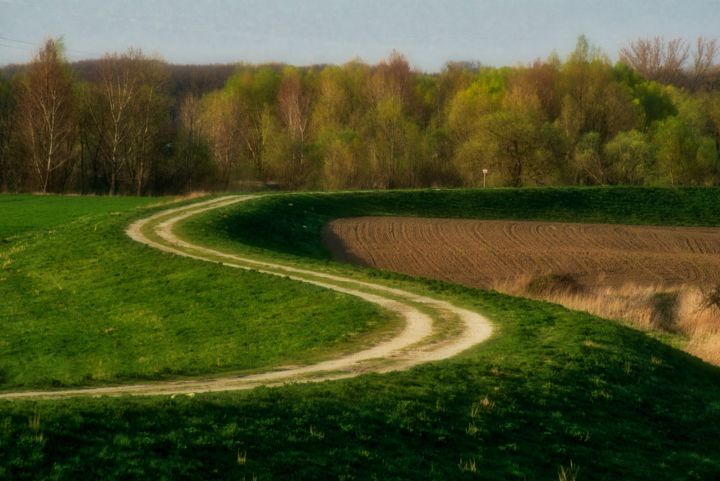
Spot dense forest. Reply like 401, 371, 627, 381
1, 36, 719, 194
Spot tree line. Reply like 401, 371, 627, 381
1, 35, 719, 194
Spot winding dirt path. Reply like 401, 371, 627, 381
1, 195, 493, 399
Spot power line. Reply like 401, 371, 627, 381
0, 35, 35, 46
0, 42, 34, 52
0, 34, 101, 57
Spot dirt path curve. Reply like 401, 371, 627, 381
0, 195, 492, 400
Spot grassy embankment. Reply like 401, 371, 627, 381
1, 187, 719, 480
181, 187, 720, 362
0, 194, 395, 390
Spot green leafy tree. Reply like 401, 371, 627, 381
605, 130, 653, 184
475, 86, 547, 186
573, 132, 605, 184
367, 95, 422, 188
708, 92, 720, 157
447, 82, 497, 141
225, 66, 282, 179
652, 116, 718, 185
199, 90, 243, 188
318, 128, 367, 189
270, 67, 317, 187
311, 63, 373, 188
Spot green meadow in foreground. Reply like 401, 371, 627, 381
0, 195, 393, 390
2, 188, 720, 480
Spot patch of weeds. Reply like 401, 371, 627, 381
701, 283, 720, 313
558, 461, 579, 481
648, 292, 679, 332
527, 273, 584, 297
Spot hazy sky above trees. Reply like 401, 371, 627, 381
1, 0, 718, 70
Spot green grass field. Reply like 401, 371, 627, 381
2, 188, 720, 480
0, 195, 395, 390
0, 195, 164, 238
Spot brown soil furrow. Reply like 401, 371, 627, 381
323, 215, 720, 366
324, 217, 720, 290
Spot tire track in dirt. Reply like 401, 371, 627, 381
0, 196, 493, 400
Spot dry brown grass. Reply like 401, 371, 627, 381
494, 275, 720, 364
325, 217, 720, 365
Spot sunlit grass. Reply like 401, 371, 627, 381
1, 188, 719, 480
0, 195, 394, 389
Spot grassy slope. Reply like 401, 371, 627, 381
0, 195, 393, 389
1, 188, 720, 480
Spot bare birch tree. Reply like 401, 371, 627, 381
689, 37, 719, 90
16, 39, 76, 193
276, 68, 312, 185
92, 49, 168, 195
124, 57, 169, 195
620, 37, 689, 84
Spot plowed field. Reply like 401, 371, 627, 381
323, 217, 720, 289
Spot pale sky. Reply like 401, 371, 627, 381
1, 0, 719, 71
